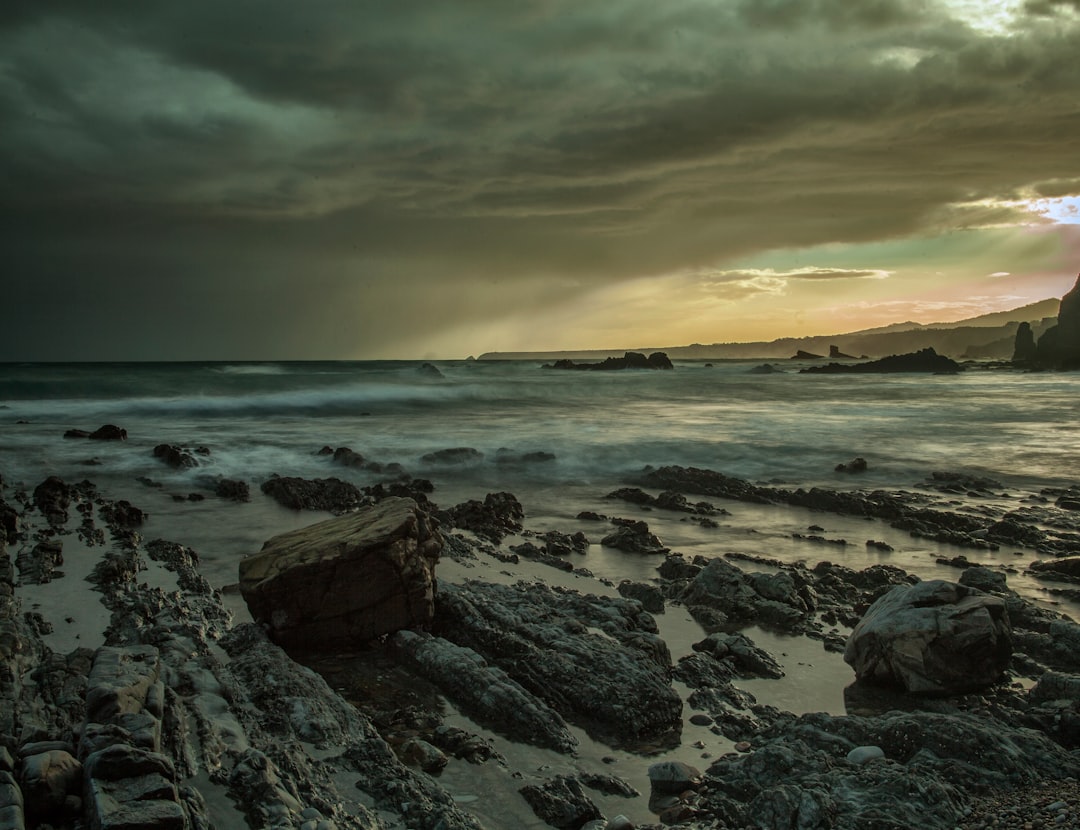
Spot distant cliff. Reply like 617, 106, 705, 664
478, 298, 1060, 362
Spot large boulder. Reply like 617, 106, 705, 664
843, 580, 1011, 694
239, 497, 442, 649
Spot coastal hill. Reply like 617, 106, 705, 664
478, 298, 1060, 361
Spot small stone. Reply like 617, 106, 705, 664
647, 761, 700, 794
846, 745, 885, 765
734, 741, 752, 753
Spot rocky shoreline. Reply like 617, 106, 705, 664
2, 460, 1080, 830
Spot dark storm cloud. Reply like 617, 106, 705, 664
2, 0, 1079, 358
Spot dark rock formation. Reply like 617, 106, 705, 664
601, 521, 669, 554
89, 424, 127, 441
259, 474, 366, 514
617, 580, 665, 613
63, 425, 128, 440
152, 444, 198, 469
694, 710, 1080, 830
33, 476, 73, 526
829, 345, 856, 359
239, 497, 442, 649
1035, 274, 1080, 369
495, 448, 557, 465
1013, 321, 1038, 363
391, 630, 578, 753
519, 776, 602, 829
546, 351, 674, 370
435, 580, 682, 745
446, 491, 523, 542
835, 457, 868, 473
641, 465, 1080, 557
692, 632, 785, 679
800, 347, 962, 374
210, 477, 250, 502
606, 487, 727, 516
844, 580, 1012, 694
1028, 556, 1080, 583
749, 363, 781, 374
422, 447, 483, 465
791, 350, 824, 360
418, 362, 444, 378
680, 558, 813, 631
923, 471, 1003, 495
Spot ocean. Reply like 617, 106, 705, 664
3, 358, 1078, 490
2, 358, 1078, 826
3, 357, 1078, 603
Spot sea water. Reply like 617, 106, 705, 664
2, 358, 1078, 606
2, 359, 1078, 826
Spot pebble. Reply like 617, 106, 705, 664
956, 779, 1079, 830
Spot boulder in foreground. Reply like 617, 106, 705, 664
843, 580, 1011, 694
239, 497, 442, 649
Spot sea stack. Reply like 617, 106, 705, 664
1012, 321, 1037, 363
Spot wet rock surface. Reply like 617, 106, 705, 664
5, 466, 1080, 830
642, 464, 1080, 556
844, 580, 1013, 694
696, 709, 1080, 830
434, 580, 683, 747
1, 477, 485, 830
259, 474, 368, 514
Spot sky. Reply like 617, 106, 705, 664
2, 0, 1080, 360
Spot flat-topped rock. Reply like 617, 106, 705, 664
239, 497, 442, 649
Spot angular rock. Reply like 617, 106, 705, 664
617, 580, 665, 613
447, 492, 523, 543
33, 476, 72, 526
436, 581, 682, 744
519, 776, 602, 829
843, 580, 1012, 694
20, 749, 81, 821
692, 632, 784, 679
391, 630, 578, 753
85, 646, 162, 726
259, 475, 366, 514
601, 523, 668, 555
239, 497, 442, 649
681, 558, 810, 631
648, 760, 701, 794
89, 425, 128, 441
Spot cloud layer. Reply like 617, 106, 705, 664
2, 0, 1079, 357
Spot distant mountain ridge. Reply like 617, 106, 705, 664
477, 298, 1061, 362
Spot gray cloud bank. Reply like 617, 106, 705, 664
2, 0, 1079, 358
